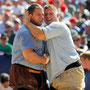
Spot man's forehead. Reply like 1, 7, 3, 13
34, 8, 43, 11
34, 8, 44, 13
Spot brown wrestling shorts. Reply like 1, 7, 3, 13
9, 64, 49, 90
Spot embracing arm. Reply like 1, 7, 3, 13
25, 22, 46, 40
22, 48, 48, 64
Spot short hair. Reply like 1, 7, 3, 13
27, 4, 43, 14
80, 51, 90, 60
1, 33, 8, 38
44, 4, 58, 15
0, 33, 8, 41
0, 73, 9, 84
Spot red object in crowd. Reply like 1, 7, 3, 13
70, 17, 78, 23
48, 0, 53, 4
36, 0, 43, 5
60, 4, 67, 13
48, 0, 67, 13
48, 0, 65, 5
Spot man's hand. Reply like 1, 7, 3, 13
23, 10, 30, 26
43, 54, 50, 65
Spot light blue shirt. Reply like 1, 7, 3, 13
12, 25, 45, 70
43, 22, 80, 83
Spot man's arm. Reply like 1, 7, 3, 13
22, 48, 48, 65
25, 22, 46, 40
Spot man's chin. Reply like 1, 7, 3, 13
46, 22, 51, 25
46, 21, 52, 25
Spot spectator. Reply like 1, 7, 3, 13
68, 5, 76, 16
70, 17, 81, 33
80, 32, 88, 51
0, 73, 12, 90
0, 33, 12, 56
78, 2, 89, 19
72, 34, 86, 54
5, 20, 15, 45
74, 9, 80, 20
16, 11, 24, 23
0, 11, 11, 34
80, 51, 90, 90
84, 20, 90, 50
13, 18, 21, 32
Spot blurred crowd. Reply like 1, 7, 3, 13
0, 0, 90, 90
0, 0, 90, 56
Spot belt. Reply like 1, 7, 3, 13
28, 69, 42, 74
14, 64, 42, 74
65, 60, 81, 71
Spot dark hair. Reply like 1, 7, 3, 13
27, 4, 43, 14
0, 33, 8, 38
0, 73, 9, 84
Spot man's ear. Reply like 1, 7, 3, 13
28, 14, 32, 21
29, 14, 32, 18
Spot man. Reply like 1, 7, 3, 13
5, 20, 15, 45
0, 73, 12, 90
80, 51, 90, 90
9, 4, 49, 90
24, 4, 85, 90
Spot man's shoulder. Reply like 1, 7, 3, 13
19, 24, 29, 32
49, 21, 65, 27
16, 24, 31, 36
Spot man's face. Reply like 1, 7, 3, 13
3, 82, 9, 88
30, 8, 44, 26
81, 58, 90, 69
44, 7, 57, 25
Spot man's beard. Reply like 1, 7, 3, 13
30, 20, 41, 26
